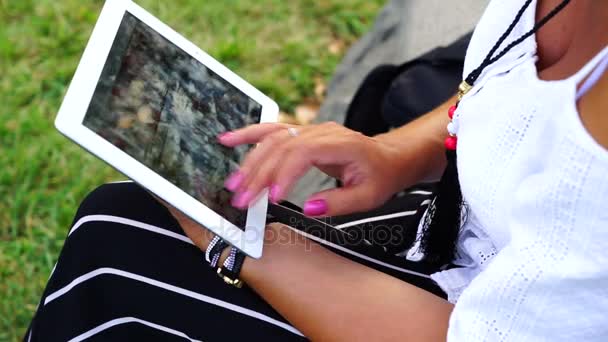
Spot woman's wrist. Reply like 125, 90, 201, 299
373, 97, 454, 186
166, 201, 285, 280
373, 131, 445, 189
239, 222, 311, 286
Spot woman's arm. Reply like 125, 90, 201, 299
373, 94, 456, 186
578, 66, 608, 149
161, 96, 459, 340
245, 224, 453, 341
171, 208, 453, 342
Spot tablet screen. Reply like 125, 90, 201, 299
83, 12, 261, 230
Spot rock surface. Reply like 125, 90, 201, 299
84, 13, 261, 228
288, 0, 486, 206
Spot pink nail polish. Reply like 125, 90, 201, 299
269, 184, 281, 203
224, 171, 245, 191
303, 199, 328, 216
232, 191, 253, 209
218, 132, 234, 142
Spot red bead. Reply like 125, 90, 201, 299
444, 136, 458, 150
448, 105, 457, 119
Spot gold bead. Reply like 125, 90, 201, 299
457, 81, 473, 100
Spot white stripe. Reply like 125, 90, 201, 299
333, 194, 431, 230
48, 263, 57, 279
108, 180, 135, 184
69, 215, 194, 245
273, 204, 431, 279
334, 210, 418, 229
285, 226, 431, 279
44, 268, 303, 336
68, 317, 203, 342
420, 199, 432, 206
408, 190, 433, 195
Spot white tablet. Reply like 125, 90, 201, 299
55, 0, 278, 258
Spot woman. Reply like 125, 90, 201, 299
27, 0, 608, 340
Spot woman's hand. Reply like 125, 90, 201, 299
218, 121, 407, 217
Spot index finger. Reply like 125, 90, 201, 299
218, 123, 292, 147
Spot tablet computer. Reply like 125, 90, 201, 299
55, 0, 278, 258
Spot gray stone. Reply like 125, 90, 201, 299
288, 0, 487, 206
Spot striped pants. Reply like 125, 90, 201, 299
26, 182, 444, 341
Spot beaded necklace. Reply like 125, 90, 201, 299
420, 0, 572, 266
446, 0, 572, 150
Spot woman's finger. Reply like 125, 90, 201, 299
230, 144, 287, 208
235, 125, 330, 204
218, 123, 291, 146
227, 129, 295, 207
264, 124, 362, 203
225, 124, 319, 192
303, 183, 385, 217
225, 128, 297, 191
270, 136, 353, 205
229, 125, 336, 207
303, 181, 388, 217
228, 123, 357, 207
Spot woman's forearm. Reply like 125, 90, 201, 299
176, 212, 453, 340
242, 223, 453, 341
373, 95, 456, 187
171, 148, 455, 341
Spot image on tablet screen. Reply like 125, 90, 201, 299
83, 12, 262, 229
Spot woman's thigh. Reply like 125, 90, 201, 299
26, 182, 442, 341
27, 182, 304, 341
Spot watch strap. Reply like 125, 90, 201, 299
217, 246, 246, 288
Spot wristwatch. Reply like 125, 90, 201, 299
205, 235, 246, 288
217, 246, 246, 288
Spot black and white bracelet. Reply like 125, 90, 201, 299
205, 235, 229, 268
217, 246, 246, 288
204, 235, 246, 288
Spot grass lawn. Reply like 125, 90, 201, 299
0, 0, 384, 340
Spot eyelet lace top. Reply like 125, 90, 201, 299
410, 1, 608, 340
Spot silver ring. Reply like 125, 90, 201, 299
287, 127, 299, 137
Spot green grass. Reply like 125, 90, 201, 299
0, 0, 383, 340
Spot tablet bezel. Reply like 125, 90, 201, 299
55, 0, 278, 258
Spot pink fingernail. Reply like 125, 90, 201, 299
224, 171, 245, 191
218, 132, 234, 142
269, 184, 281, 203
232, 191, 253, 209
303, 199, 328, 216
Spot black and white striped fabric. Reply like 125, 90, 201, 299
26, 182, 444, 341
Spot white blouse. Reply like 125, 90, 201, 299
421, 0, 608, 340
